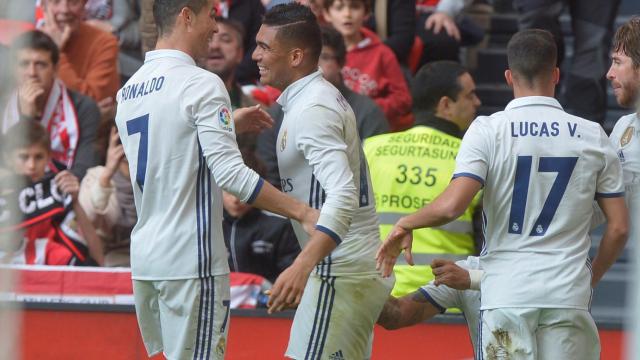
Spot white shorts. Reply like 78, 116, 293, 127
133, 275, 231, 360
479, 308, 600, 360
285, 272, 394, 360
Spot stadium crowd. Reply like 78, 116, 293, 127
0, 0, 638, 358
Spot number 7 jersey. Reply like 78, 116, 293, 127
114, 50, 262, 280
454, 96, 624, 310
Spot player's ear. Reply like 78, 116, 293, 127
180, 7, 194, 29
504, 69, 514, 88
290, 47, 304, 68
552, 67, 560, 85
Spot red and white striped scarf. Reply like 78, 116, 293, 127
2, 79, 80, 169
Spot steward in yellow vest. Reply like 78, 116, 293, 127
364, 61, 483, 296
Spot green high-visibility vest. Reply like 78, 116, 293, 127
364, 126, 482, 297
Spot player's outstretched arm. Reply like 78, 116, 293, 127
376, 177, 482, 277
591, 196, 628, 286
377, 293, 442, 330
267, 231, 337, 314
233, 104, 274, 134
252, 181, 319, 236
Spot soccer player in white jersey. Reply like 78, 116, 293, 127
377, 257, 482, 355
251, 3, 394, 359
606, 16, 640, 360
114, 1, 320, 359
377, 29, 629, 359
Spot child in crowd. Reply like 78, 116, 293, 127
322, 0, 413, 131
0, 121, 103, 266
78, 125, 135, 267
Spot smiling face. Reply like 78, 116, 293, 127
188, 0, 220, 60
202, 21, 243, 82
252, 25, 293, 90
43, 0, 86, 33
607, 50, 640, 108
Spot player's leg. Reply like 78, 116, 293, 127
133, 280, 164, 357
536, 308, 600, 360
479, 308, 538, 360
157, 275, 231, 360
285, 273, 393, 360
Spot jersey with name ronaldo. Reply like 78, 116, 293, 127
276, 71, 380, 276
115, 50, 261, 280
454, 96, 624, 310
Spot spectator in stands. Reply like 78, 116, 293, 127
322, 0, 413, 131
256, 24, 390, 188
1, 30, 100, 179
513, 0, 621, 125
363, 61, 483, 297
200, 17, 258, 110
39, 0, 120, 121
78, 125, 135, 267
222, 143, 300, 283
0, 120, 103, 265
84, 0, 144, 84
365, 0, 415, 65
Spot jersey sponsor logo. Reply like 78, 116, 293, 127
280, 178, 294, 192
618, 150, 625, 163
621, 126, 634, 147
219, 106, 233, 132
280, 129, 288, 152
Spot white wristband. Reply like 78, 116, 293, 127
468, 269, 484, 291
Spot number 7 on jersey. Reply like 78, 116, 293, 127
126, 114, 149, 191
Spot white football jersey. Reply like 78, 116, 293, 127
420, 256, 481, 352
454, 96, 624, 310
276, 71, 380, 276
115, 50, 262, 280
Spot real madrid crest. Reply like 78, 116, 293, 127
621, 126, 634, 147
280, 129, 288, 152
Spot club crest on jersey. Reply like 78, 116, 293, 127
219, 106, 233, 132
621, 126, 634, 147
280, 129, 288, 152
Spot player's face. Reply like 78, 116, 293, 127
607, 50, 640, 108
202, 22, 243, 81
191, 0, 219, 60
7, 144, 50, 182
14, 49, 57, 93
43, 0, 85, 33
252, 25, 292, 90
323, 0, 367, 40
450, 73, 481, 130
318, 46, 342, 87
222, 191, 253, 218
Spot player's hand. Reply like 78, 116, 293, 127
55, 170, 80, 201
376, 221, 414, 277
425, 12, 461, 41
431, 259, 470, 290
300, 206, 320, 236
42, 8, 72, 49
100, 127, 125, 187
267, 261, 312, 314
17, 79, 46, 118
233, 104, 274, 134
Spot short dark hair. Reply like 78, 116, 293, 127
412, 61, 468, 113
613, 16, 640, 69
215, 16, 246, 48
153, 0, 208, 36
2, 121, 51, 155
322, 0, 371, 13
507, 29, 557, 85
11, 30, 59, 65
263, 3, 322, 63
320, 25, 346, 66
